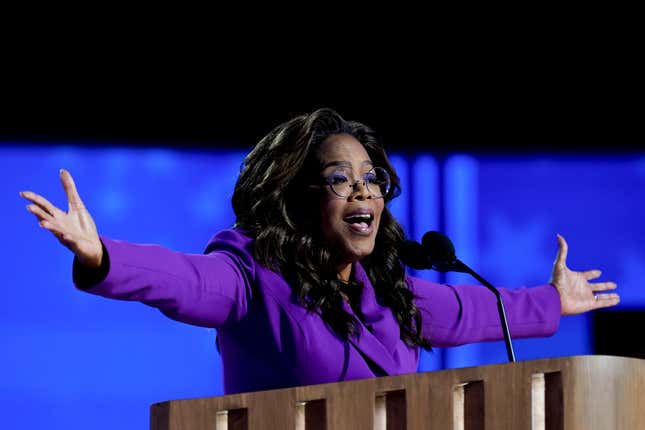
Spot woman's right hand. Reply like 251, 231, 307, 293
20, 169, 104, 268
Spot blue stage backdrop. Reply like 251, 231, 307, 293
2, 144, 644, 429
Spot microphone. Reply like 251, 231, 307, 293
404, 231, 516, 362
398, 240, 434, 270
420, 231, 468, 273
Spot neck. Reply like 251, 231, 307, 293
338, 263, 352, 282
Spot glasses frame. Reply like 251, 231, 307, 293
312, 166, 391, 199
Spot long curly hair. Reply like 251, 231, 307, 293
232, 108, 431, 349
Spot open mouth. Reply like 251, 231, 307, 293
343, 213, 374, 229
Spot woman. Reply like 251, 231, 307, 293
20, 108, 619, 394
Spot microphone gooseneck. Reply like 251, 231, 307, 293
404, 231, 516, 363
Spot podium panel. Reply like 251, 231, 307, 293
150, 355, 645, 430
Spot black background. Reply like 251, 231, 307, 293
594, 310, 645, 359
1, 46, 641, 154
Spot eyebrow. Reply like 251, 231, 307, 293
321, 160, 373, 170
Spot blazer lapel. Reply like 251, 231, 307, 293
344, 263, 401, 376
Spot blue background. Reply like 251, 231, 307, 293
2, 144, 644, 429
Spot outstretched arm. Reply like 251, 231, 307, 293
21, 170, 252, 328
411, 279, 562, 348
410, 234, 619, 347
71, 236, 252, 328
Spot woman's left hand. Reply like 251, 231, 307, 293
550, 234, 620, 316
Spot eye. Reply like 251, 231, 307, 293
328, 173, 349, 185
364, 171, 380, 185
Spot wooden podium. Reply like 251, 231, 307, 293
150, 355, 645, 430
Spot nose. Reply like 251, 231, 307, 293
349, 179, 371, 200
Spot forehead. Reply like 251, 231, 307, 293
316, 134, 371, 163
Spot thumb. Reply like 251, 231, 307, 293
554, 234, 569, 269
59, 169, 85, 211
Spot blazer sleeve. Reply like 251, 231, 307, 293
72, 235, 253, 328
409, 276, 561, 347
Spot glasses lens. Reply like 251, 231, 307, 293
365, 167, 390, 198
327, 171, 351, 197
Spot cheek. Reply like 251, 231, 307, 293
319, 199, 345, 236
374, 201, 385, 226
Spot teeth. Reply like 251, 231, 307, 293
344, 213, 374, 227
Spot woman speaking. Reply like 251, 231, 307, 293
20, 108, 619, 394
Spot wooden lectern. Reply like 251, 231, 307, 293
150, 355, 645, 429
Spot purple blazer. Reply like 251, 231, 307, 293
74, 229, 561, 394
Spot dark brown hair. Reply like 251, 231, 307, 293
232, 108, 430, 349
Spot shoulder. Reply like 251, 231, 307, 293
204, 228, 254, 255
204, 229, 293, 299
207, 229, 310, 325
203, 228, 258, 282
405, 274, 442, 293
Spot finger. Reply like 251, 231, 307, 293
554, 234, 568, 269
593, 293, 620, 308
38, 219, 65, 238
582, 269, 602, 280
28, 212, 49, 226
59, 169, 85, 211
26, 204, 54, 222
591, 281, 618, 292
19, 191, 62, 217
39, 220, 75, 246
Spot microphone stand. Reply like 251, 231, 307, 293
435, 259, 516, 363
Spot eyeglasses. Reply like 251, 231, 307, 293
317, 167, 391, 199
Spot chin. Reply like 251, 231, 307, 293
322, 221, 380, 263
339, 236, 376, 262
